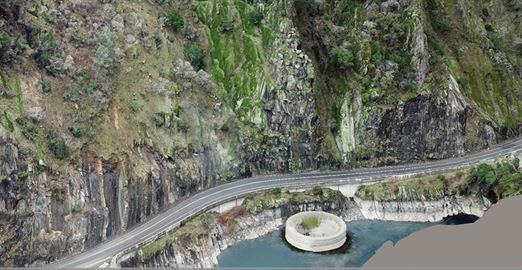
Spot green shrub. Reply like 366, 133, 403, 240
294, 0, 320, 14
70, 31, 86, 47
153, 112, 166, 127
507, 0, 521, 12
488, 34, 503, 52
311, 186, 323, 196
457, 77, 469, 90
16, 117, 39, 142
270, 187, 282, 196
87, 80, 99, 94
331, 47, 354, 70
93, 27, 119, 74
166, 10, 184, 30
130, 92, 140, 112
249, 9, 264, 27
468, 160, 522, 201
14, 35, 28, 56
1, 111, 14, 132
425, 26, 445, 55
48, 139, 70, 159
0, 30, 12, 55
177, 119, 189, 133
220, 18, 235, 34
301, 216, 320, 230
371, 41, 383, 65
470, 163, 496, 185
220, 122, 230, 132
481, 8, 490, 18
12, 76, 23, 113
154, 33, 163, 49
434, 18, 451, 32
331, 103, 342, 135
35, 32, 64, 75
69, 127, 85, 138
71, 203, 81, 214
186, 44, 205, 70
41, 79, 52, 93
427, 0, 451, 33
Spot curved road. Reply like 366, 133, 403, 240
50, 138, 522, 268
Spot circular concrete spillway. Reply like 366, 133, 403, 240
285, 211, 347, 252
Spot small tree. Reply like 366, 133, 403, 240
294, 0, 320, 14
0, 30, 11, 56
41, 79, 52, 93
186, 44, 205, 70
270, 187, 282, 196
371, 41, 382, 65
48, 139, 70, 159
331, 47, 354, 70
34, 32, 64, 75
220, 18, 234, 34
311, 186, 323, 196
249, 9, 264, 27
167, 10, 184, 30
93, 26, 119, 76
71, 203, 81, 214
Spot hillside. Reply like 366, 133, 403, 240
0, 0, 520, 266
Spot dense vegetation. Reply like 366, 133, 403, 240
243, 187, 345, 214
358, 157, 522, 202
301, 216, 320, 230
468, 158, 522, 202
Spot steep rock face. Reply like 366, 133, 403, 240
0, 127, 18, 212
241, 17, 318, 173
121, 200, 348, 268
355, 196, 491, 222
0, 126, 233, 266
0, 0, 521, 266
373, 76, 483, 162
293, 0, 520, 165
1, 1, 320, 265
136, 210, 283, 268
119, 193, 487, 268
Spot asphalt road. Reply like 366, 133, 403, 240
49, 138, 522, 268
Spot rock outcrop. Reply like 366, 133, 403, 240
118, 192, 489, 268
122, 199, 348, 268
0, 0, 521, 266
354, 196, 491, 222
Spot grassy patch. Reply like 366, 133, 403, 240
358, 158, 522, 202
139, 212, 217, 261
357, 171, 466, 201
301, 216, 320, 230
9, 75, 24, 114
243, 187, 344, 214
1, 111, 14, 132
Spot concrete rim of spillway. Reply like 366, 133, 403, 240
285, 211, 347, 252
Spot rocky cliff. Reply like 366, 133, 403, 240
354, 196, 490, 222
0, 0, 521, 266
117, 186, 490, 268
120, 190, 353, 268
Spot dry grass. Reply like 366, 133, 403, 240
216, 205, 248, 234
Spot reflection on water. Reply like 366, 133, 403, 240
218, 215, 477, 268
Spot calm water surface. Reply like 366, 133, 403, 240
218, 215, 476, 268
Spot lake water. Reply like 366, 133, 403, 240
218, 215, 477, 268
